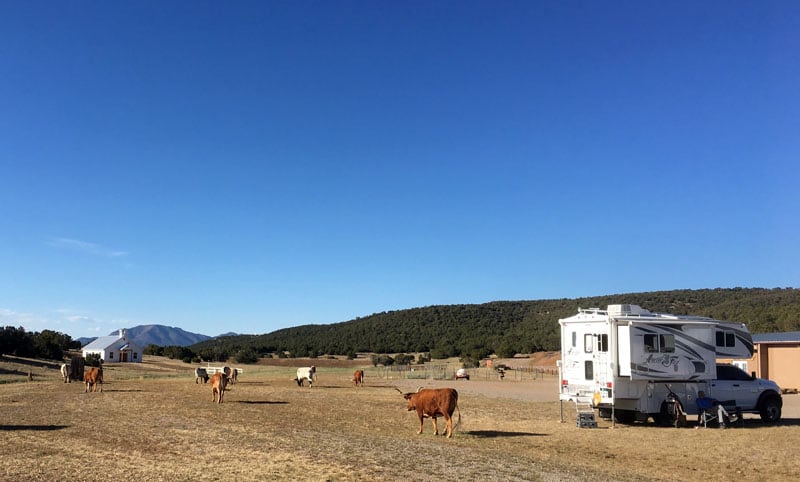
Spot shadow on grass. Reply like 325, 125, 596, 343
464, 430, 548, 438
235, 400, 289, 405
776, 418, 800, 427
1, 425, 70, 431
731, 418, 800, 429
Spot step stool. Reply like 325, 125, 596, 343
577, 411, 598, 428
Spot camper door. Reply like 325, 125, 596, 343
628, 322, 715, 381
560, 322, 610, 395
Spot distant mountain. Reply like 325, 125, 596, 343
77, 336, 97, 347
113, 325, 211, 347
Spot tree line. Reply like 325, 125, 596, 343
4, 288, 799, 365
187, 288, 800, 362
0, 326, 80, 360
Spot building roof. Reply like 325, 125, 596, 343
753, 331, 800, 343
83, 329, 142, 352
83, 335, 125, 351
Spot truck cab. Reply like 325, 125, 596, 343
708, 363, 782, 422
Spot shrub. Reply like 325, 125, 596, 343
85, 353, 102, 367
235, 349, 259, 364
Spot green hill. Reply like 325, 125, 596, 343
190, 288, 800, 361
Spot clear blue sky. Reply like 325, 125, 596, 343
1, 2, 798, 339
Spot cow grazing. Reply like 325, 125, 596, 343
210, 372, 228, 403
195, 367, 209, 384
353, 369, 364, 387
397, 388, 460, 438
295, 366, 316, 387
60, 363, 70, 383
84, 366, 103, 393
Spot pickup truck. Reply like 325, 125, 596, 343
708, 363, 782, 423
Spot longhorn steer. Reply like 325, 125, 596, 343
353, 369, 364, 387
210, 372, 228, 403
398, 388, 460, 438
295, 366, 316, 387
84, 367, 103, 393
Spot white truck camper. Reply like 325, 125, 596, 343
558, 304, 782, 425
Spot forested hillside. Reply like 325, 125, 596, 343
190, 288, 800, 362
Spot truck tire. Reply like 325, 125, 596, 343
759, 396, 782, 423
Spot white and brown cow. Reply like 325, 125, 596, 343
60, 363, 70, 383
210, 372, 228, 403
223, 366, 238, 384
397, 387, 460, 438
294, 366, 316, 387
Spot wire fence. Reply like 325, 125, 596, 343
369, 364, 558, 382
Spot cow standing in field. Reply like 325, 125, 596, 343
397, 388, 460, 438
60, 363, 70, 383
195, 368, 209, 384
294, 366, 316, 387
223, 366, 238, 384
353, 369, 364, 387
84, 367, 103, 393
210, 372, 228, 403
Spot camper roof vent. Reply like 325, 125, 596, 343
607, 304, 651, 316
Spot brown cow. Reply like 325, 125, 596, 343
84, 366, 103, 393
397, 388, 460, 438
353, 369, 364, 387
210, 372, 228, 403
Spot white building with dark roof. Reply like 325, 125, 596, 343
82, 329, 143, 363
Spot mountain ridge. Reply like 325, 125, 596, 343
78, 325, 213, 348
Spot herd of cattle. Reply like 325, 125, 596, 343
58, 361, 461, 437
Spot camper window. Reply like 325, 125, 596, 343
644, 334, 676, 353
716, 331, 736, 348
660, 334, 675, 353
571, 331, 577, 348
597, 334, 609, 352
584, 334, 593, 353
644, 334, 658, 352
584, 360, 593, 380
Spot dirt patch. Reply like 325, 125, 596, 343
491, 351, 560, 369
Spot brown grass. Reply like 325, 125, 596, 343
1, 356, 798, 481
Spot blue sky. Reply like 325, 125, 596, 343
1, 2, 798, 339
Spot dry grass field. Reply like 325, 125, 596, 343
1, 355, 799, 482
